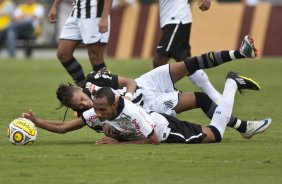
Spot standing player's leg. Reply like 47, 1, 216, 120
83, 17, 109, 73
86, 42, 107, 72
57, 39, 85, 86
57, 16, 86, 86
153, 24, 178, 68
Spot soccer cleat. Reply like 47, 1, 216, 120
239, 35, 258, 58
241, 118, 272, 139
226, 71, 261, 94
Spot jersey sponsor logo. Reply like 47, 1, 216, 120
163, 100, 173, 109
86, 114, 97, 124
131, 118, 142, 135
215, 111, 222, 115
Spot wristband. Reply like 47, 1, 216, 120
124, 92, 133, 100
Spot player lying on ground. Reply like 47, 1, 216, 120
21, 39, 271, 140
93, 72, 271, 144
54, 35, 268, 138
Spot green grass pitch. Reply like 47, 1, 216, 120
0, 57, 281, 184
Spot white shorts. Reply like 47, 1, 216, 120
135, 64, 180, 116
59, 16, 110, 44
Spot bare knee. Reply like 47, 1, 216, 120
174, 92, 196, 113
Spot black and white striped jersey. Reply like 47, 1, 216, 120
159, 0, 192, 28
71, 0, 105, 18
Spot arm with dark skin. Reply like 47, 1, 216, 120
117, 76, 137, 100
21, 109, 85, 134
99, 0, 113, 33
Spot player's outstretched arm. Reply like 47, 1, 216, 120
21, 109, 85, 134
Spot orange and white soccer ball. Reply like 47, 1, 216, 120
7, 118, 37, 145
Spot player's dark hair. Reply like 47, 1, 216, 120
94, 87, 115, 105
56, 83, 76, 108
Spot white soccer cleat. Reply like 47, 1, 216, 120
241, 118, 272, 139
239, 35, 258, 58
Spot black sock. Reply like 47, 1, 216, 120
234, 50, 245, 59
62, 57, 85, 85
93, 63, 106, 71
195, 92, 217, 119
227, 118, 247, 133
184, 50, 243, 75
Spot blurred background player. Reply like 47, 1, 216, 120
0, 0, 14, 51
5, 0, 44, 58
153, 0, 222, 104
48, 0, 113, 86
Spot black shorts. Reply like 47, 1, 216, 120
161, 114, 205, 144
156, 23, 192, 61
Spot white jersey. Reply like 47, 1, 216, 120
81, 98, 171, 142
159, 0, 192, 28
71, 0, 105, 18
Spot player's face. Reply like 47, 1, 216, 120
69, 90, 93, 110
93, 96, 117, 121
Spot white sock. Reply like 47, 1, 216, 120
210, 79, 237, 138
188, 69, 222, 104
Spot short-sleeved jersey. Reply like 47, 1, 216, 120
159, 0, 192, 28
71, 0, 105, 19
81, 98, 171, 142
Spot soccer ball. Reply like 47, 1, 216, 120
7, 118, 37, 145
